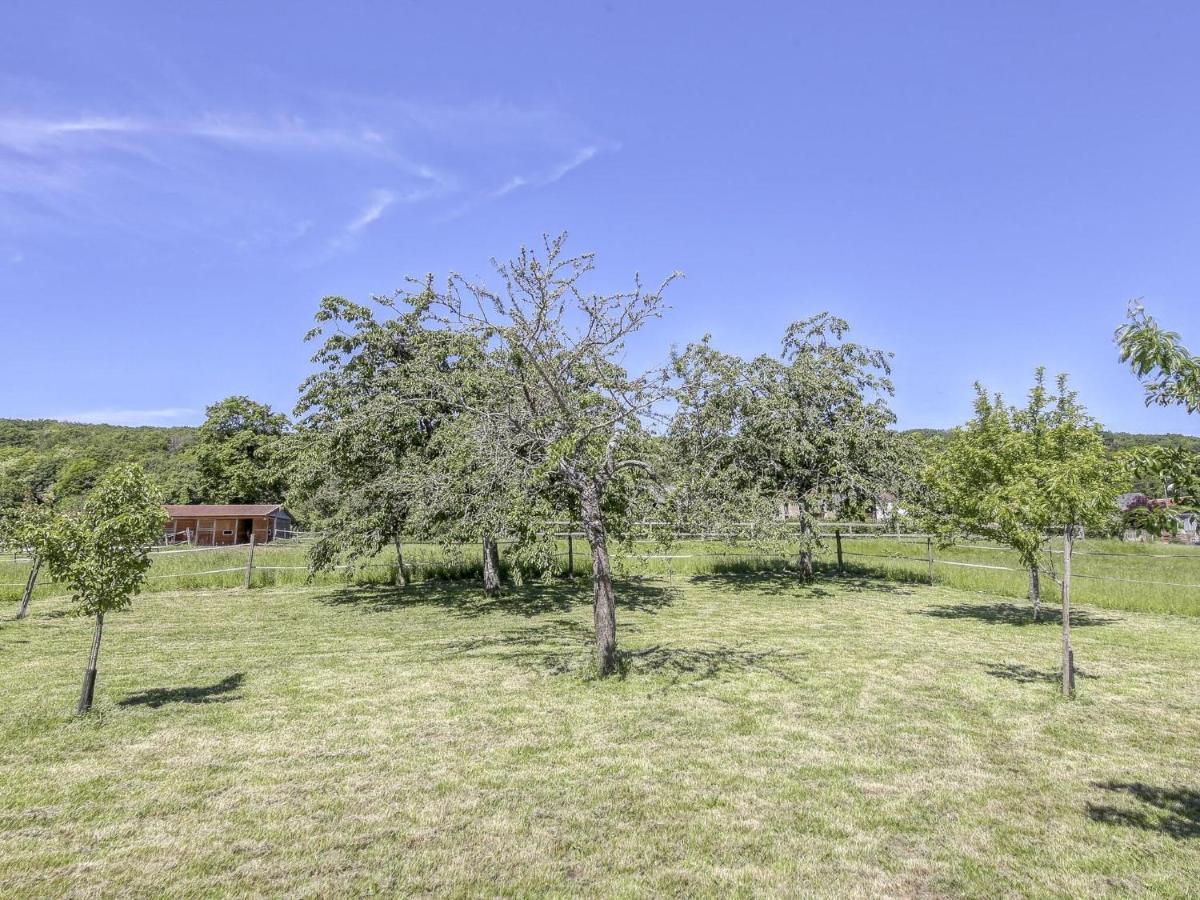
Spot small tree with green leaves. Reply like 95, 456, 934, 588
39, 465, 164, 714
924, 371, 1121, 622
2, 500, 57, 619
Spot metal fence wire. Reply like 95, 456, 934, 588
3, 527, 1200, 597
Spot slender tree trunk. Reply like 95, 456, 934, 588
16, 555, 39, 620
1061, 525, 1075, 698
581, 480, 618, 676
797, 521, 814, 582
393, 536, 406, 588
77, 612, 104, 715
1029, 565, 1041, 622
482, 535, 501, 596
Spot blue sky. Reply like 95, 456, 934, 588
1, 1, 1198, 434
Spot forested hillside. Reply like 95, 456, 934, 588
903, 428, 1200, 454
0, 395, 292, 512
0, 418, 198, 507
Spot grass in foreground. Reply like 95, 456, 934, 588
1, 575, 1198, 896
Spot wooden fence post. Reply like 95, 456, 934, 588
17, 556, 40, 619
1061, 524, 1075, 698
244, 534, 256, 590
567, 533, 575, 580
926, 536, 934, 584
835, 529, 844, 573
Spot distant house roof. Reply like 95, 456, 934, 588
165, 504, 286, 517
1118, 492, 1149, 511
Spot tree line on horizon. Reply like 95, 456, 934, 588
4, 415, 1196, 517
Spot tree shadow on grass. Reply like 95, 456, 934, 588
617, 644, 804, 685
440, 618, 594, 655
1087, 782, 1200, 839
683, 571, 914, 600
436, 618, 596, 671
437, 616, 801, 685
919, 602, 1120, 627
982, 662, 1099, 684
119, 673, 245, 709
318, 578, 681, 619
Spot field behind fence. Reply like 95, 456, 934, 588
3, 527, 1200, 617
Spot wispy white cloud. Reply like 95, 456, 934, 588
444, 143, 614, 220
0, 114, 146, 152
492, 144, 603, 198
58, 407, 197, 426
317, 186, 437, 262
0, 97, 615, 252
347, 188, 397, 233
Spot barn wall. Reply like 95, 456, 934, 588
165, 514, 279, 546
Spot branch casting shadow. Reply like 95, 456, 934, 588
119, 673, 245, 709
319, 579, 680, 618
919, 602, 1120, 627
1087, 781, 1200, 839
982, 662, 1098, 684
618, 644, 804, 684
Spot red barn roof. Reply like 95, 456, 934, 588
165, 504, 286, 517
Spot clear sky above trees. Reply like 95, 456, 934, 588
1, 2, 1199, 433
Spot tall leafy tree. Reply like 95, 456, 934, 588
668, 314, 908, 579
38, 465, 164, 713
291, 297, 448, 586
185, 396, 290, 504
425, 234, 678, 675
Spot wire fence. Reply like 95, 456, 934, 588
4, 524, 1200, 615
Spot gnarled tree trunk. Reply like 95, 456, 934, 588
77, 612, 104, 715
482, 535, 501, 596
580, 480, 617, 676
798, 548, 814, 581
16, 555, 39, 620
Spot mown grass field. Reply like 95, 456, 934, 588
822, 534, 1200, 617
4, 532, 1200, 617
1, 574, 1198, 896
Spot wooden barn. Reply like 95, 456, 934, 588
163, 504, 294, 546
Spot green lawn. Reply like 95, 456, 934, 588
1, 574, 1198, 896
